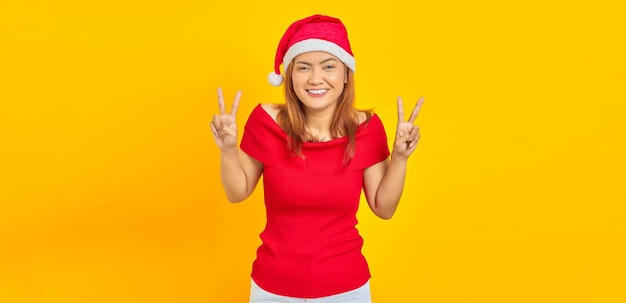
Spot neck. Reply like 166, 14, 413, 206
304, 109, 334, 141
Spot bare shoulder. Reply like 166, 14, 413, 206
260, 103, 281, 122
356, 111, 369, 124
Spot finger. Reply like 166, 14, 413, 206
410, 125, 420, 136
217, 87, 226, 115
407, 97, 424, 123
220, 125, 237, 137
398, 126, 419, 148
396, 124, 407, 139
210, 121, 219, 136
407, 126, 420, 141
212, 114, 222, 130
408, 134, 420, 150
396, 129, 410, 144
397, 96, 405, 123
408, 127, 421, 149
230, 90, 242, 116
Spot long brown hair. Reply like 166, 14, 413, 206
276, 61, 372, 164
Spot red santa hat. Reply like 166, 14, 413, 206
268, 14, 356, 86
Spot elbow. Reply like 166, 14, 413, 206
222, 182, 255, 203
226, 197, 246, 203
225, 191, 250, 203
377, 211, 395, 220
372, 205, 396, 220
371, 195, 399, 220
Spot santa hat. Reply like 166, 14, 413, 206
268, 14, 355, 86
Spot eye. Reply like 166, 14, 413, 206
323, 65, 335, 70
296, 66, 310, 71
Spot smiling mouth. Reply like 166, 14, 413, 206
306, 89, 328, 95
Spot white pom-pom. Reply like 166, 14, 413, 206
268, 72, 284, 86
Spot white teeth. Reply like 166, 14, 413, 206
308, 89, 328, 95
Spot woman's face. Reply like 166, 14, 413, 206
291, 51, 347, 113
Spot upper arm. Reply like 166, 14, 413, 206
363, 159, 389, 212
261, 103, 281, 121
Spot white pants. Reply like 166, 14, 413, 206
249, 279, 372, 303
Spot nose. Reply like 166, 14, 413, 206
308, 69, 323, 85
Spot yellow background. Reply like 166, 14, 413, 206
2, 0, 625, 302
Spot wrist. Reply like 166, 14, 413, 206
220, 146, 239, 157
390, 153, 409, 164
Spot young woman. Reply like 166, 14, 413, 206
210, 14, 423, 303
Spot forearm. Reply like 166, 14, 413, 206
374, 156, 408, 219
219, 148, 250, 202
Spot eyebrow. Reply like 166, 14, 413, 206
294, 58, 340, 65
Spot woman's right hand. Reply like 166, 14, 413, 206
210, 87, 241, 151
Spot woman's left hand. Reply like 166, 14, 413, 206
392, 96, 424, 160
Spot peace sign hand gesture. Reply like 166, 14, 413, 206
392, 96, 424, 161
210, 87, 241, 151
